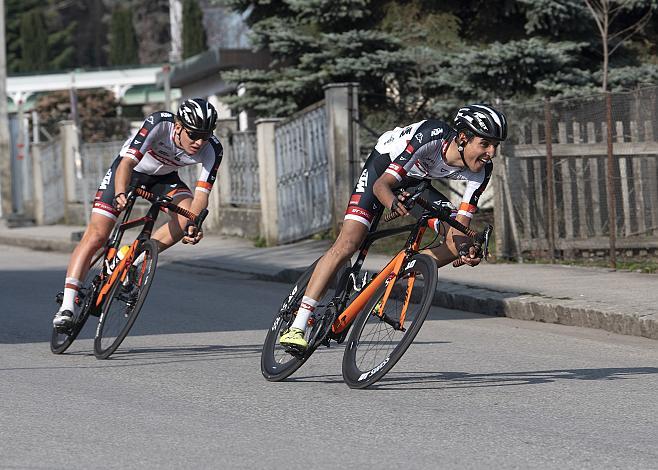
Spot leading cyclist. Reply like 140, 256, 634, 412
53, 98, 223, 330
280, 104, 508, 351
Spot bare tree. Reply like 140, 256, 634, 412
583, 0, 655, 91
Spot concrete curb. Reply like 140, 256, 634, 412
3, 234, 655, 341
165, 261, 658, 341
0, 234, 76, 253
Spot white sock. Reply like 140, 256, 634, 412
61, 277, 81, 313
291, 296, 318, 330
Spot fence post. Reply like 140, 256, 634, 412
31, 143, 44, 225
605, 91, 617, 268
59, 120, 79, 224
256, 118, 282, 245
324, 83, 360, 234
212, 118, 238, 231
544, 98, 556, 263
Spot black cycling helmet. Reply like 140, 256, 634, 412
454, 104, 507, 142
177, 98, 218, 134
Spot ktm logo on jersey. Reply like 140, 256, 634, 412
431, 128, 443, 137
355, 169, 368, 193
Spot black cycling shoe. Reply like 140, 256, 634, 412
53, 310, 74, 331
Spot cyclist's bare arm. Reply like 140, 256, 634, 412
114, 157, 138, 211
373, 173, 410, 217
182, 191, 209, 244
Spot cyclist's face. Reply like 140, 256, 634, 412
175, 123, 209, 155
463, 136, 499, 172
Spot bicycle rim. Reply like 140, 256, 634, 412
50, 255, 103, 354
342, 254, 437, 389
94, 239, 158, 359
261, 260, 349, 381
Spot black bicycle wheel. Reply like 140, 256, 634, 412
342, 253, 437, 389
94, 239, 158, 359
50, 254, 104, 354
261, 259, 349, 381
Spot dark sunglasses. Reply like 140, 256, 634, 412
185, 128, 211, 141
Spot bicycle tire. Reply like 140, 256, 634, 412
261, 259, 349, 381
50, 255, 104, 354
94, 239, 158, 359
342, 253, 437, 389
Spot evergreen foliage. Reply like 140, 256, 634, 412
183, 0, 208, 58
218, 0, 658, 125
109, 7, 139, 66
19, 9, 49, 73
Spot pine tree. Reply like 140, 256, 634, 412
109, 7, 139, 66
19, 9, 48, 72
183, 0, 207, 58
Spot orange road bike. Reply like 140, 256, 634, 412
50, 186, 207, 359
261, 180, 493, 388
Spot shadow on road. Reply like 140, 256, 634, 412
365, 367, 658, 390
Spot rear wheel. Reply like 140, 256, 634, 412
50, 254, 103, 354
261, 259, 349, 381
342, 253, 437, 389
94, 239, 158, 359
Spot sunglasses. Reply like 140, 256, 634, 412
185, 128, 211, 141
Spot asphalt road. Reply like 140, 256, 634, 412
1, 245, 657, 469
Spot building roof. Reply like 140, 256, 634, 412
156, 48, 271, 90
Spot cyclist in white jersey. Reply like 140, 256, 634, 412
280, 104, 508, 351
53, 98, 223, 329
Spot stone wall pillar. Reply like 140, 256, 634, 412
256, 118, 282, 245
323, 83, 359, 233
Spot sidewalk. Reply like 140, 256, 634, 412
1, 221, 656, 340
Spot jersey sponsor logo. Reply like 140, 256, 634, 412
161, 112, 172, 118
415, 132, 423, 143
355, 169, 369, 193
399, 126, 412, 137
388, 163, 402, 173
139, 128, 148, 137
99, 169, 112, 190
384, 135, 395, 145
133, 139, 142, 146
146, 116, 154, 124
431, 127, 443, 137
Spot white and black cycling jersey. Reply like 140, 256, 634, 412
120, 111, 223, 194
377, 119, 492, 218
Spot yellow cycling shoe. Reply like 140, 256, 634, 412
279, 327, 308, 351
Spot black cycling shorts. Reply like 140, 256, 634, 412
92, 156, 192, 221
344, 150, 453, 230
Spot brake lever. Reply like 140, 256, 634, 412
480, 224, 493, 260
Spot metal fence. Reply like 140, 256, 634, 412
275, 101, 331, 243
497, 86, 658, 262
78, 141, 122, 203
227, 131, 259, 205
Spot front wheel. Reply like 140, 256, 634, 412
261, 259, 349, 382
94, 239, 158, 359
342, 253, 437, 389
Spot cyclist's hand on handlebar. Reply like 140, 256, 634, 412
390, 191, 412, 216
113, 192, 128, 212
457, 242, 482, 267
182, 222, 203, 245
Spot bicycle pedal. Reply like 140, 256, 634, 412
55, 292, 63, 305
284, 346, 306, 358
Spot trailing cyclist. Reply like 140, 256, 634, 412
279, 104, 508, 351
53, 98, 222, 330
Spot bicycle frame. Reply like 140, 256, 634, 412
93, 187, 206, 308
327, 179, 486, 338
330, 215, 430, 335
